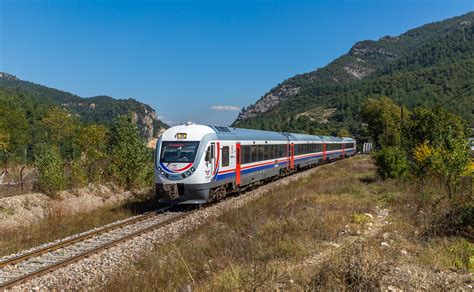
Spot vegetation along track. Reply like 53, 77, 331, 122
0, 205, 195, 290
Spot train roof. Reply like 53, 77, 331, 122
210, 126, 289, 141
209, 125, 354, 142
287, 133, 324, 142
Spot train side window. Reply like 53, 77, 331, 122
251, 145, 258, 162
273, 145, 279, 159
242, 145, 251, 164
222, 146, 230, 167
258, 145, 265, 161
278, 145, 284, 158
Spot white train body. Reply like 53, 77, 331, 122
155, 124, 356, 204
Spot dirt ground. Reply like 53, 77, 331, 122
0, 184, 145, 233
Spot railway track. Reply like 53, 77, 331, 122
0, 206, 195, 290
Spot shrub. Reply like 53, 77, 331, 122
69, 159, 88, 188
374, 147, 409, 179
35, 148, 66, 195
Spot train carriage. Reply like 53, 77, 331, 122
155, 123, 355, 204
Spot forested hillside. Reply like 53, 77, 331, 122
233, 12, 474, 140
0, 73, 168, 141
0, 73, 167, 163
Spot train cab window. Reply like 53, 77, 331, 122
160, 141, 200, 163
221, 146, 230, 167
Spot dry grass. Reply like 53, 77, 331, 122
0, 192, 158, 257
103, 156, 473, 290
105, 156, 395, 291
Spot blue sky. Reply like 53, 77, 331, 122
0, 0, 472, 126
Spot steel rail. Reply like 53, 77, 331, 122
0, 206, 190, 290
0, 207, 172, 269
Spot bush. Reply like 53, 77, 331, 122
35, 148, 66, 195
69, 159, 88, 188
374, 147, 409, 179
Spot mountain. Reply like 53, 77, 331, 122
233, 12, 474, 140
0, 73, 168, 141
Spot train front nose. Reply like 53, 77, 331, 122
156, 140, 210, 204
155, 183, 210, 204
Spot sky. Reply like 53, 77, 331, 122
0, 0, 472, 126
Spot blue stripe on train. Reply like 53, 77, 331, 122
216, 149, 354, 181
216, 161, 288, 181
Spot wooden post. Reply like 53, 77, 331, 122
20, 166, 25, 192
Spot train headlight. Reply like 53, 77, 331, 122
181, 173, 186, 179
165, 174, 169, 178
157, 167, 162, 171
160, 171, 165, 176
190, 167, 195, 172
186, 171, 191, 176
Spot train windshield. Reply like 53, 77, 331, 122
160, 141, 200, 163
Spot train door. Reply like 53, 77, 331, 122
236, 143, 241, 186
323, 143, 327, 161
209, 142, 218, 178
289, 143, 295, 169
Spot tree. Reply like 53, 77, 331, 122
40, 107, 78, 147
76, 125, 108, 181
108, 114, 150, 189
337, 128, 351, 137
0, 101, 30, 163
360, 97, 407, 148
0, 122, 10, 153
404, 106, 470, 197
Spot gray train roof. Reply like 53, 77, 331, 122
211, 126, 289, 141
209, 125, 353, 142
286, 133, 324, 142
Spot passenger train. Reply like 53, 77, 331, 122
155, 123, 356, 204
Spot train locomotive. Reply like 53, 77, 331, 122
155, 123, 356, 204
